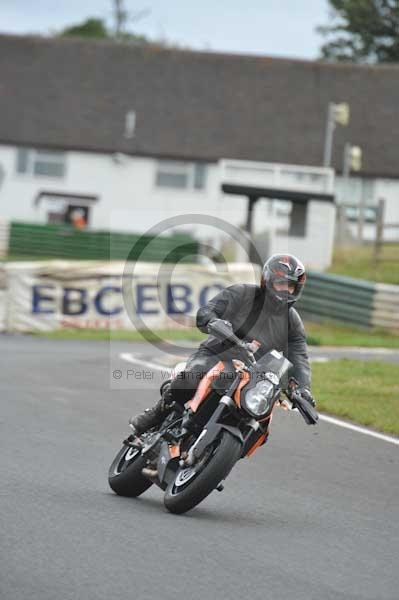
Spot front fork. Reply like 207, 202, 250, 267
182, 372, 271, 464
183, 395, 244, 466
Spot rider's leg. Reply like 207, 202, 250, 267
167, 349, 219, 407
130, 349, 218, 434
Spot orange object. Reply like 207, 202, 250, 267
70, 209, 87, 230
187, 361, 225, 413
233, 371, 250, 408
246, 429, 269, 457
73, 216, 86, 229
169, 444, 180, 459
259, 410, 274, 425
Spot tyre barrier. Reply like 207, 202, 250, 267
298, 271, 399, 330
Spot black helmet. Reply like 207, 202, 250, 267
260, 254, 306, 306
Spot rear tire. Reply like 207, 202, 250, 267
164, 431, 241, 514
108, 445, 153, 497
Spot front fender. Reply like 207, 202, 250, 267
156, 441, 180, 489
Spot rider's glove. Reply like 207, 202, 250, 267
287, 378, 316, 407
296, 387, 316, 408
207, 318, 233, 334
160, 381, 174, 407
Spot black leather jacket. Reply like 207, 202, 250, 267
196, 283, 311, 389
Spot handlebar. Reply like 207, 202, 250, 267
236, 340, 257, 366
286, 389, 319, 425
207, 319, 256, 366
208, 319, 317, 424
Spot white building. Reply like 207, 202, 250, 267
0, 34, 398, 265
0, 145, 337, 268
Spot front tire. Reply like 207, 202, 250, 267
108, 445, 153, 497
164, 431, 242, 514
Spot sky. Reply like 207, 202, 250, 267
2, 0, 331, 60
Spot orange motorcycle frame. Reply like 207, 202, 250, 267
185, 361, 274, 459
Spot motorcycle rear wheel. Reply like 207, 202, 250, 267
108, 445, 153, 497
164, 431, 241, 514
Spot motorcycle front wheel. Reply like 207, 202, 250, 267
108, 444, 153, 497
164, 430, 242, 514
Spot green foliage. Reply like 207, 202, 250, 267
60, 18, 109, 39
59, 16, 152, 45
118, 31, 152, 45
318, 0, 399, 63
57, 15, 175, 47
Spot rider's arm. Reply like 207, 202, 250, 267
287, 308, 311, 389
196, 284, 244, 334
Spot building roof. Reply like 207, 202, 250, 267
1, 33, 399, 178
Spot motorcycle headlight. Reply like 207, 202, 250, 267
243, 381, 275, 417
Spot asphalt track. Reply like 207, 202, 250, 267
1, 335, 399, 600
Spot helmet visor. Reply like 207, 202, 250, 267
270, 272, 306, 303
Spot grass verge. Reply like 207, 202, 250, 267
29, 328, 207, 342
30, 321, 399, 348
312, 359, 399, 436
305, 321, 399, 349
328, 244, 399, 285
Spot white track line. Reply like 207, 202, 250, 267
318, 415, 399, 446
120, 352, 173, 374
311, 357, 329, 363
119, 352, 399, 447
318, 346, 398, 355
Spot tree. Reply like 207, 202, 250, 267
59, 16, 151, 45
59, 1, 149, 42
60, 18, 109, 39
112, 0, 150, 40
317, 0, 399, 63
57, 2, 181, 48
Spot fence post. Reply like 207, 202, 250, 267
357, 191, 366, 243
374, 198, 385, 265
0, 218, 10, 258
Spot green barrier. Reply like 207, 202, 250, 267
8, 222, 199, 262
297, 270, 376, 328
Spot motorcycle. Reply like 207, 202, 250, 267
108, 319, 318, 514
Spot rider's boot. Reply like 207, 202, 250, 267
129, 384, 173, 435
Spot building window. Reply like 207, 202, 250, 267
155, 161, 207, 190
344, 205, 377, 223
193, 163, 206, 189
16, 148, 66, 178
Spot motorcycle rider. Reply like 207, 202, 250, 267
131, 253, 315, 434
